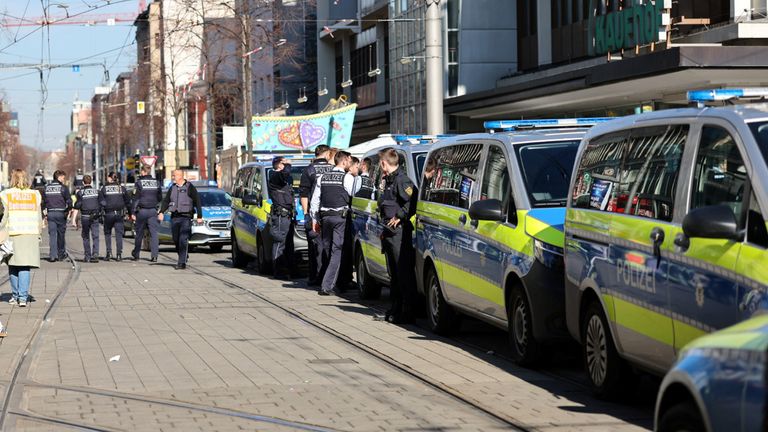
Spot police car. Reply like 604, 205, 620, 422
157, 182, 232, 252
351, 136, 446, 299
230, 155, 313, 273
565, 90, 768, 397
654, 314, 767, 432
416, 119, 610, 365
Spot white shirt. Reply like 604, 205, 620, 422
309, 167, 360, 222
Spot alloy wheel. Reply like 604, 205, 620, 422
585, 315, 608, 387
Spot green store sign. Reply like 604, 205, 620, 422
590, 1, 665, 55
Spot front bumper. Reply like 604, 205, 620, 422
189, 224, 231, 245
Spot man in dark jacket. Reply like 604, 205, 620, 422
99, 172, 131, 261
267, 156, 294, 279
159, 169, 202, 270
299, 145, 333, 285
42, 170, 73, 262
74, 175, 102, 263
131, 165, 163, 262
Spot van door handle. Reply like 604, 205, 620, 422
458, 214, 467, 225
470, 219, 478, 229
650, 227, 665, 268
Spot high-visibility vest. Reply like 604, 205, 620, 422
0, 188, 42, 235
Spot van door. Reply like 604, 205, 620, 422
735, 190, 768, 315
232, 168, 254, 252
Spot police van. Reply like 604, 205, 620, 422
416, 119, 610, 365
564, 90, 768, 396
351, 136, 446, 299
230, 155, 313, 273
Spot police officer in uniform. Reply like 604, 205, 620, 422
267, 157, 294, 279
378, 148, 418, 323
299, 145, 333, 285
131, 165, 163, 262
355, 157, 376, 199
159, 170, 202, 270
336, 157, 361, 291
74, 175, 102, 263
100, 172, 130, 261
309, 150, 359, 296
32, 170, 46, 193
42, 170, 73, 262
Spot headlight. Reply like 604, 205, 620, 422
534, 239, 564, 269
192, 219, 205, 227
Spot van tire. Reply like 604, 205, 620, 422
426, 266, 460, 335
231, 231, 248, 269
581, 299, 627, 398
209, 244, 224, 253
356, 247, 381, 299
658, 402, 705, 432
256, 236, 272, 275
507, 284, 541, 367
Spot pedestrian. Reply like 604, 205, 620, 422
42, 170, 72, 262
74, 175, 102, 263
131, 165, 162, 262
378, 148, 418, 323
99, 172, 131, 261
159, 169, 202, 270
309, 150, 360, 296
354, 157, 376, 199
336, 156, 360, 291
0, 169, 44, 309
299, 145, 333, 286
267, 157, 295, 279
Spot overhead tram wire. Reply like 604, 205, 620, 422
12, 0, 35, 42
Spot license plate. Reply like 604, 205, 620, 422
219, 232, 230, 238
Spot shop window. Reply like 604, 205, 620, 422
422, 144, 482, 209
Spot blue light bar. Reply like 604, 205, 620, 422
687, 88, 768, 103
483, 118, 614, 132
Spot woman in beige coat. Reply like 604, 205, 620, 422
0, 169, 43, 308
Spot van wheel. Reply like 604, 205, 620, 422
231, 232, 248, 268
582, 300, 626, 398
210, 244, 224, 253
426, 266, 460, 335
356, 247, 381, 299
256, 236, 272, 275
507, 284, 541, 367
658, 402, 705, 432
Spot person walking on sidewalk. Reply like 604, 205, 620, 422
267, 156, 294, 279
159, 170, 202, 270
0, 169, 44, 308
42, 170, 72, 262
99, 172, 130, 261
131, 166, 162, 262
74, 175, 102, 263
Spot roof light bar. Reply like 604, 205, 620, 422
687, 88, 768, 104
483, 118, 614, 132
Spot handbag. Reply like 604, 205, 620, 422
0, 214, 13, 264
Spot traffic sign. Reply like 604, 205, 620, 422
137, 101, 145, 114
140, 155, 158, 167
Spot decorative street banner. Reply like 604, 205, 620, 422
251, 103, 357, 151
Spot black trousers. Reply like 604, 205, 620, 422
103, 212, 124, 255
132, 208, 159, 259
80, 214, 100, 260
320, 215, 347, 293
47, 210, 67, 259
305, 214, 323, 283
270, 213, 294, 275
382, 224, 416, 319
337, 212, 354, 287
171, 216, 192, 265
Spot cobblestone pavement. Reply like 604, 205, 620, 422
0, 229, 653, 431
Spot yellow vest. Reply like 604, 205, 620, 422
1, 188, 42, 235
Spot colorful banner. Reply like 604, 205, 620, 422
251, 104, 357, 151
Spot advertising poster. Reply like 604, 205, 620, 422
590, 179, 613, 211
251, 104, 357, 151
460, 177, 473, 201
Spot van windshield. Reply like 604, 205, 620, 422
749, 121, 768, 167
515, 141, 580, 207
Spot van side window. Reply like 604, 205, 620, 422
615, 125, 688, 222
249, 169, 262, 200
571, 131, 626, 211
481, 145, 515, 224
747, 190, 768, 248
422, 144, 483, 209
368, 155, 383, 200
691, 126, 747, 221
234, 169, 251, 199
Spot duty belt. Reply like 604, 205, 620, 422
320, 208, 348, 218
105, 209, 124, 214
273, 207, 292, 217
47, 208, 67, 212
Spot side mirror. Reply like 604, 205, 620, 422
682, 205, 742, 241
242, 194, 261, 206
469, 199, 505, 222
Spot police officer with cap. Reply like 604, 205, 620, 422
99, 171, 131, 261
378, 148, 418, 323
299, 144, 333, 286
42, 170, 73, 262
159, 169, 202, 270
309, 150, 359, 295
74, 175, 102, 263
131, 165, 162, 262
268, 156, 294, 279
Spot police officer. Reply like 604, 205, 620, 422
336, 157, 361, 291
131, 165, 163, 262
42, 170, 73, 262
32, 170, 46, 192
74, 175, 102, 263
309, 150, 359, 296
268, 156, 294, 279
100, 171, 131, 261
378, 148, 418, 323
299, 144, 333, 286
354, 157, 376, 199
159, 170, 202, 270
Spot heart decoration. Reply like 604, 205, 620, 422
277, 123, 303, 149
299, 122, 327, 149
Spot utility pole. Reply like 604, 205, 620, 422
425, 0, 444, 135
241, 0, 254, 164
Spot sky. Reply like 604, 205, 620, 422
0, 0, 141, 152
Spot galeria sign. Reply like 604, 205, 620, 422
593, 1, 665, 55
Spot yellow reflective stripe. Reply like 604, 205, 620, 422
683, 315, 768, 351
673, 320, 708, 351
352, 197, 377, 213
361, 240, 386, 268
438, 260, 504, 307
605, 294, 674, 346
524, 214, 564, 248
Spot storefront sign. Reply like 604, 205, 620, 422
591, 1, 665, 55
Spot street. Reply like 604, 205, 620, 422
0, 229, 653, 431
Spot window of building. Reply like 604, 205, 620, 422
480, 145, 515, 224
446, 0, 460, 97
422, 144, 482, 209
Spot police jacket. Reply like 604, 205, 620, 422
299, 158, 333, 201
42, 180, 72, 212
75, 185, 101, 215
354, 172, 375, 199
378, 167, 417, 221
132, 175, 163, 213
99, 183, 130, 213
268, 164, 294, 213
159, 181, 202, 218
